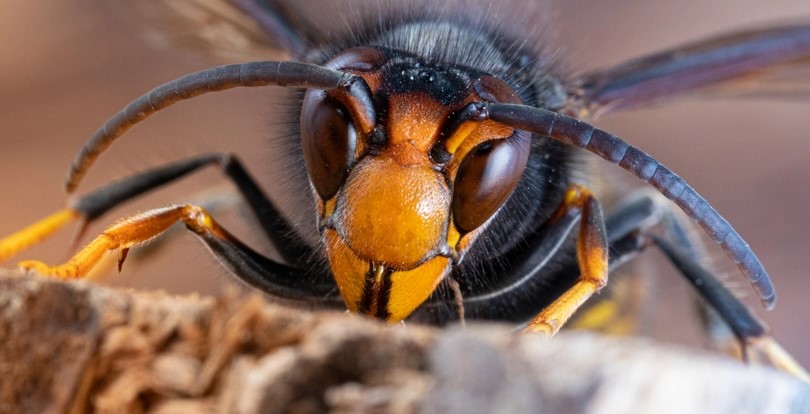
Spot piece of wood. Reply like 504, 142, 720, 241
0, 270, 807, 413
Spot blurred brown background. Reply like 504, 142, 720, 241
1, 0, 809, 367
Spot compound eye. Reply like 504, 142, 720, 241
452, 132, 531, 234
300, 90, 357, 200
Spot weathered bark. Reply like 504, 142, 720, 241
0, 270, 807, 414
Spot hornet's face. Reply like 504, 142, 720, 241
300, 47, 530, 322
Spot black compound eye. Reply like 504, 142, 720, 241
452, 132, 531, 233
300, 90, 357, 200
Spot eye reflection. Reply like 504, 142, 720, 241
452, 132, 530, 234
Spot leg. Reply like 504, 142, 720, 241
517, 191, 788, 354
0, 209, 80, 263
567, 192, 675, 335
419, 188, 808, 380
601, 193, 764, 356
650, 234, 808, 381
0, 153, 313, 266
412, 190, 660, 325
19, 204, 340, 303
523, 185, 609, 335
653, 196, 744, 357
549, 194, 807, 380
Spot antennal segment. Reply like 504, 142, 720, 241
66, 61, 349, 193
487, 102, 776, 310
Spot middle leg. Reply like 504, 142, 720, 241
19, 203, 339, 302
522, 185, 609, 335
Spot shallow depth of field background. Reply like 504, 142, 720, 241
1, 1, 809, 366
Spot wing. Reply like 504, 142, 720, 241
103, 0, 314, 62
571, 22, 810, 119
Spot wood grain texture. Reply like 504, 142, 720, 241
1, 270, 807, 414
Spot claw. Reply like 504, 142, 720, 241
752, 336, 810, 383
117, 248, 130, 272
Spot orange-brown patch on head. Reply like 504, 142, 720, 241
335, 155, 450, 269
324, 228, 366, 313
324, 226, 452, 321
386, 93, 449, 159
387, 255, 451, 321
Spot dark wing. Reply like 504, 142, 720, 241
103, 0, 313, 62
572, 22, 810, 119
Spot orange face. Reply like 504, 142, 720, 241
300, 47, 530, 322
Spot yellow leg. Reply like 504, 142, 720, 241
524, 185, 608, 335
0, 209, 80, 263
18, 204, 223, 279
752, 337, 810, 383
569, 274, 646, 336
